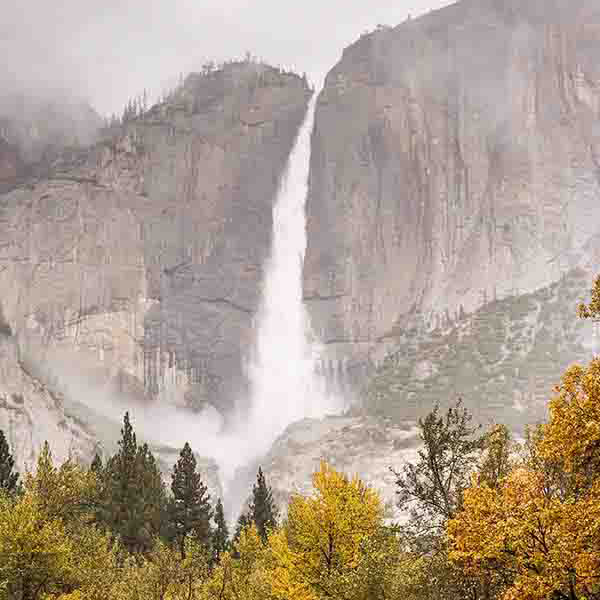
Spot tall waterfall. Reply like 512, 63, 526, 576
38, 87, 341, 513
245, 90, 339, 449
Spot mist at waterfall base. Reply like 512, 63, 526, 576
25, 89, 343, 506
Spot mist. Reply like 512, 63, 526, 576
13, 84, 337, 506
3, 0, 455, 513
1, 0, 455, 116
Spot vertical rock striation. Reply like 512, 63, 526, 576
304, 0, 600, 409
0, 63, 310, 464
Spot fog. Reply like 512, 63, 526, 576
2, 0, 455, 115
14, 86, 336, 509
4, 0, 454, 511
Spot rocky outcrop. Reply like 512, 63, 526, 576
364, 267, 599, 430
0, 333, 96, 473
233, 415, 420, 521
0, 63, 310, 464
304, 0, 600, 404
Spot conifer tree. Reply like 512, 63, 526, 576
0, 429, 19, 494
90, 452, 103, 475
212, 497, 229, 561
100, 412, 166, 554
249, 467, 278, 542
232, 511, 250, 547
168, 442, 212, 557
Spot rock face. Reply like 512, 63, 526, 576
365, 267, 600, 430
0, 63, 310, 465
247, 415, 420, 520
0, 333, 96, 473
305, 0, 600, 408
2, 0, 600, 513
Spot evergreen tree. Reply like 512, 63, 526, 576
100, 412, 167, 554
249, 467, 278, 542
90, 452, 103, 475
168, 442, 212, 557
232, 511, 250, 544
212, 497, 229, 561
0, 429, 19, 494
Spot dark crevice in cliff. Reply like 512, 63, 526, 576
303, 293, 348, 302
195, 297, 253, 315
322, 338, 371, 345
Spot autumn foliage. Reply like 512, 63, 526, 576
448, 363, 600, 598
3, 276, 600, 599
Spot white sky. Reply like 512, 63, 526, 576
1, 0, 455, 116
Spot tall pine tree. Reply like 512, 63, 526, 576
249, 466, 278, 542
90, 452, 103, 475
0, 429, 19, 494
168, 442, 212, 557
212, 497, 229, 562
233, 511, 250, 544
100, 412, 167, 554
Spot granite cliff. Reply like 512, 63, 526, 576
0, 63, 310, 470
1, 0, 600, 512
304, 0, 600, 425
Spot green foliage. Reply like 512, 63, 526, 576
168, 442, 212, 557
4, 272, 600, 598
392, 399, 486, 540
25, 441, 99, 524
212, 497, 229, 561
203, 524, 270, 600
90, 452, 103, 475
111, 536, 210, 600
578, 274, 600, 321
0, 492, 76, 600
0, 430, 19, 495
98, 412, 167, 554
0, 451, 120, 600
249, 466, 278, 542
477, 424, 516, 489
391, 401, 490, 600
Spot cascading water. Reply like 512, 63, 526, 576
245, 90, 341, 450
60, 86, 342, 512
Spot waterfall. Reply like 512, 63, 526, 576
245, 90, 340, 450
62, 88, 343, 509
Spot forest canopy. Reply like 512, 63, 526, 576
2, 277, 600, 600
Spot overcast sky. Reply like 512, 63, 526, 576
1, 0, 455, 116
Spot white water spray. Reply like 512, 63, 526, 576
245, 90, 340, 447
43, 87, 342, 507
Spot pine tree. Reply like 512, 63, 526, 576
100, 412, 167, 554
249, 467, 278, 542
168, 442, 212, 557
234, 512, 249, 540
212, 497, 229, 561
0, 429, 19, 494
90, 453, 103, 475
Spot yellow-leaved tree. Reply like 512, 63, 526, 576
0, 442, 121, 600
448, 278, 600, 600
263, 461, 399, 600
203, 523, 272, 600
111, 536, 210, 600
